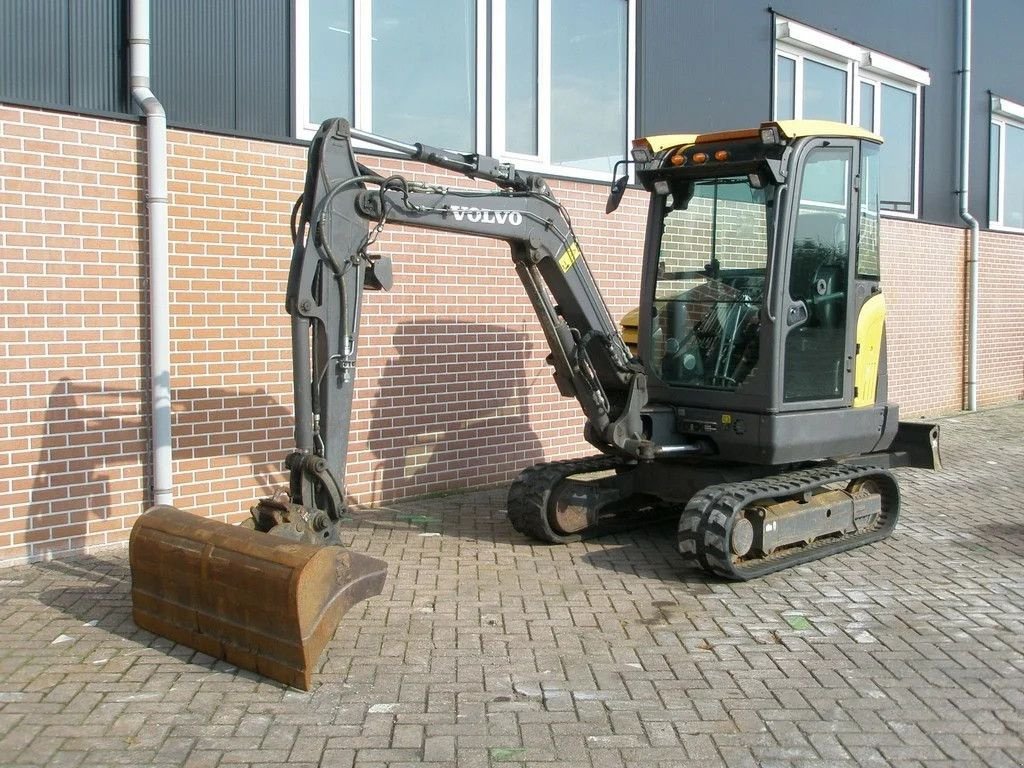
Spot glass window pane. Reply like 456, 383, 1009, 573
800, 151, 849, 207
802, 59, 846, 121
550, 0, 627, 173
879, 84, 915, 213
990, 122, 1001, 224
858, 144, 880, 278
371, 0, 476, 149
650, 179, 770, 391
859, 81, 875, 131
308, 0, 354, 125
506, 0, 538, 155
776, 55, 795, 120
785, 146, 852, 403
1005, 123, 1024, 228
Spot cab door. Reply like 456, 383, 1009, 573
778, 139, 859, 408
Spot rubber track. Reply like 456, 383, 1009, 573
677, 464, 899, 580
506, 455, 627, 544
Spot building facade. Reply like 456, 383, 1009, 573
1, 0, 1022, 563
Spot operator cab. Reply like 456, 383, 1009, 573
630, 121, 891, 463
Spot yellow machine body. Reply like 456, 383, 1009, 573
854, 294, 887, 407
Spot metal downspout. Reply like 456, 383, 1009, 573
959, 0, 980, 411
129, 0, 173, 505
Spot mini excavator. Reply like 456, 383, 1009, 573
130, 118, 940, 688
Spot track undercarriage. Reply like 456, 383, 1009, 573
506, 455, 901, 580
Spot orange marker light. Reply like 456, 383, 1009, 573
692, 152, 708, 164
670, 153, 685, 165
714, 150, 730, 161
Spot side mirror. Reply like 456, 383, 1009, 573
605, 158, 635, 214
606, 175, 629, 214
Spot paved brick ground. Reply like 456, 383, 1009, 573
1, 405, 1023, 767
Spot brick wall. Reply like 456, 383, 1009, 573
1, 108, 147, 563
879, 219, 968, 416
879, 222, 1024, 415
976, 231, 1024, 406
2, 104, 1021, 564
0, 105, 647, 564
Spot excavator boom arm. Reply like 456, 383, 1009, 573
283, 119, 651, 531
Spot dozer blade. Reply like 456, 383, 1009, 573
128, 505, 387, 689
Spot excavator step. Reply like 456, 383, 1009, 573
129, 505, 387, 689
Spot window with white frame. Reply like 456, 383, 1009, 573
297, 0, 635, 180
773, 17, 929, 216
990, 96, 1024, 230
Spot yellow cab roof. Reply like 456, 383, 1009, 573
638, 119, 883, 154
774, 119, 883, 143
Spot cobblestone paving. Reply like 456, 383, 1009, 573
2, 405, 1023, 767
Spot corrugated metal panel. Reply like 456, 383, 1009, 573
69, 0, 127, 113
235, 0, 291, 137
151, 0, 290, 138
152, 0, 235, 128
972, 0, 1024, 222
0, 0, 70, 106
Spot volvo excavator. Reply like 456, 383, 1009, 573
129, 118, 941, 688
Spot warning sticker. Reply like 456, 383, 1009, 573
558, 241, 582, 272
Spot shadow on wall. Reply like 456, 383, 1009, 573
27, 378, 292, 559
367, 322, 547, 503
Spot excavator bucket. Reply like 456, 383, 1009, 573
128, 505, 387, 689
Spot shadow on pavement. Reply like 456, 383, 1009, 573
347, 488, 712, 586
31, 553, 271, 682
576, 519, 724, 585
32, 553, 137, 637
954, 521, 1024, 556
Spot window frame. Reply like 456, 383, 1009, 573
774, 47, 854, 124
294, 0, 488, 152
990, 95, 1024, 232
294, 0, 636, 182
773, 16, 929, 219
490, 0, 637, 181
857, 74, 921, 216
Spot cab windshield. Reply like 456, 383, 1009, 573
650, 176, 773, 390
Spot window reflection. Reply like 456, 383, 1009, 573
990, 122, 1001, 224
505, 0, 538, 155
785, 147, 852, 403
1005, 123, 1024, 228
304, 0, 632, 173
803, 60, 846, 122
550, 0, 627, 173
858, 144, 880, 278
308, 0, 353, 125
371, 0, 476, 150
859, 82, 874, 131
776, 55, 795, 120
879, 84, 915, 213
